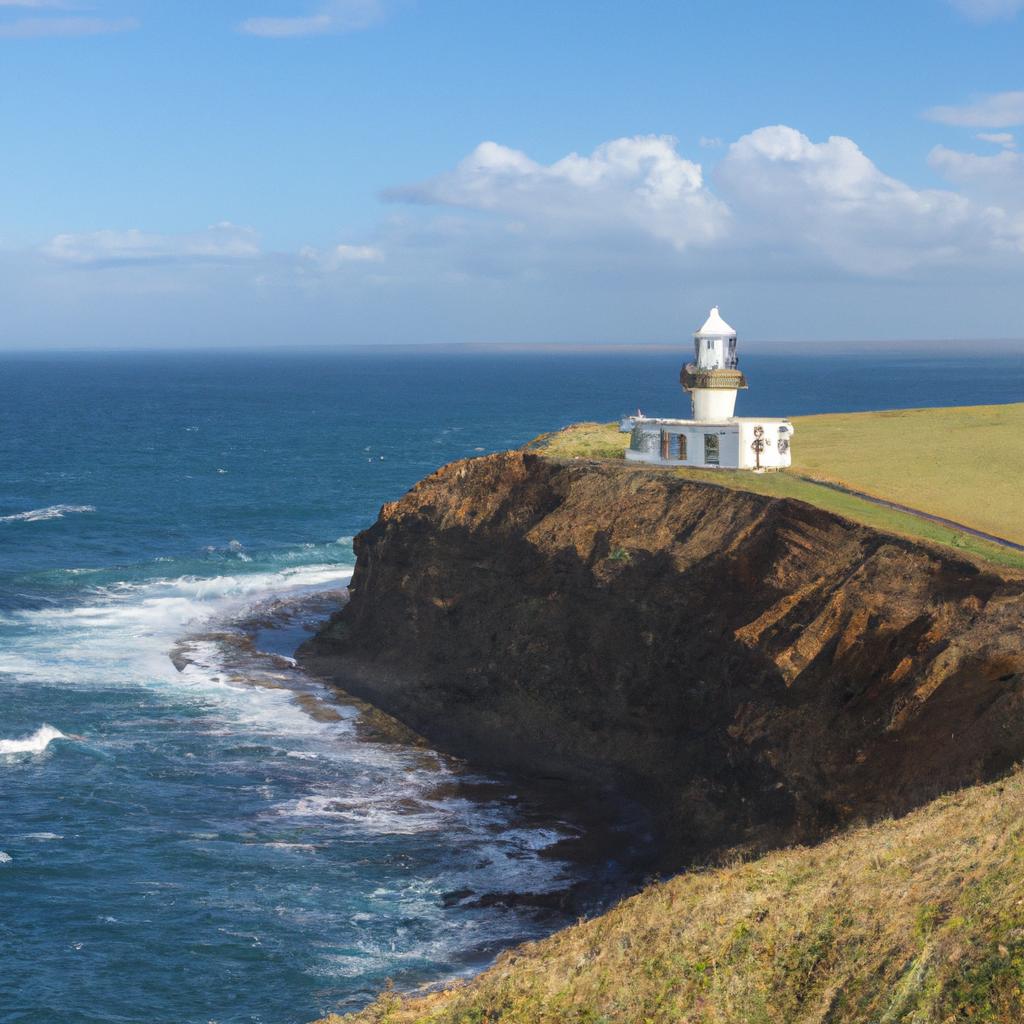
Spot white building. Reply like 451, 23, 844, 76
623, 307, 794, 471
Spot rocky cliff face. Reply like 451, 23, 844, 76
301, 452, 1024, 864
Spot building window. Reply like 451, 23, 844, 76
704, 433, 720, 465
631, 426, 657, 454
678, 434, 687, 460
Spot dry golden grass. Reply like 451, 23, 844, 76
324, 767, 1024, 1024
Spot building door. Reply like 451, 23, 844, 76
678, 434, 687, 461
704, 433, 720, 465
660, 430, 670, 460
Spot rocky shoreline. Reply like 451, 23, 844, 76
178, 583, 653, 922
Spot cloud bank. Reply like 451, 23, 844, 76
43, 223, 261, 265
11, 123, 1024, 346
386, 127, 1023, 278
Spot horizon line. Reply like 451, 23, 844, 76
2, 337, 1024, 356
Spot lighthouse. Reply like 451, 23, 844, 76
622, 305, 794, 471
680, 306, 748, 421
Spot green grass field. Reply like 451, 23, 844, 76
526, 404, 1024, 570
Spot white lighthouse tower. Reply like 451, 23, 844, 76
681, 306, 747, 421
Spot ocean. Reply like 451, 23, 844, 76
1, 344, 1022, 1024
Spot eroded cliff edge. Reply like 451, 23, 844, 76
300, 451, 1024, 864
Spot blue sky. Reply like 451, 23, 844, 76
1, 0, 1023, 347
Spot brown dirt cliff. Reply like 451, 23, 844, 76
300, 451, 1024, 863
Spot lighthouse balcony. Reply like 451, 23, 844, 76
679, 365, 748, 391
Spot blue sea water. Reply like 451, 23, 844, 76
1, 345, 1022, 1024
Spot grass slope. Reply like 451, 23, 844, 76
527, 405, 1024, 570
327, 767, 1024, 1024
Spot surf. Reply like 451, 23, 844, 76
0, 504, 96, 524
0, 724, 71, 755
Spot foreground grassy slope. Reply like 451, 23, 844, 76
528, 404, 1024, 569
328, 766, 1024, 1024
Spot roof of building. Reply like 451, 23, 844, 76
631, 417, 793, 428
695, 306, 736, 337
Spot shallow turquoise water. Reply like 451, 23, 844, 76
1, 347, 1021, 1023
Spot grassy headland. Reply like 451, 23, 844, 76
527, 403, 1024, 569
328, 766, 1024, 1024
311, 407, 1024, 1024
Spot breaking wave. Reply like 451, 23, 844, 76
0, 724, 68, 756
0, 504, 96, 524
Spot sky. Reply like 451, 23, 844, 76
0, 0, 1023, 348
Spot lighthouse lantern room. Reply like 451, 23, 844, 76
682, 306, 747, 421
623, 306, 794, 472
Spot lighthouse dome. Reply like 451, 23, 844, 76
695, 306, 736, 338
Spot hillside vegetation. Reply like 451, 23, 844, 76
528, 403, 1024, 569
325, 765, 1024, 1024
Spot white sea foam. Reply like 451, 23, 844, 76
0, 724, 68, 755
3, 561, 354, 759
0, 852, 11, 864
0, 504, 96, 524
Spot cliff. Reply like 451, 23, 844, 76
300, 451, 1024, 865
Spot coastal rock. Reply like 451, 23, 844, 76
300, 451, 1024, 864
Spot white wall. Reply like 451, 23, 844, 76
692, 388, 738, 421
737, 421, 794, 469
626, 419, 794, 470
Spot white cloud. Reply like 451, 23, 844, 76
977, 131, 1016, 147
42, 223, 261, 265
929, 144, 1024, 217
240, 0, 383, 37
948, 0, 1024, 20
924, 90, 1024, 128
300, 243, 384, 268
0, 15, 137, 37
387, 127, 1024, 279
387, 135, 731, 252
713, 125, 1017, 274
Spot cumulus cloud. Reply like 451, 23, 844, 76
947, 0, 1024, 19
42, 223, 261, 265
925, 90, 1024, 128
0, 15, 137, 36
387, 135, 731, 252
713, 125, 1015, 274
386, 127, 1024, 279
240, 0, 383, 37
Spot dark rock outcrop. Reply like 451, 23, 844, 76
300, 452, 1024, 865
